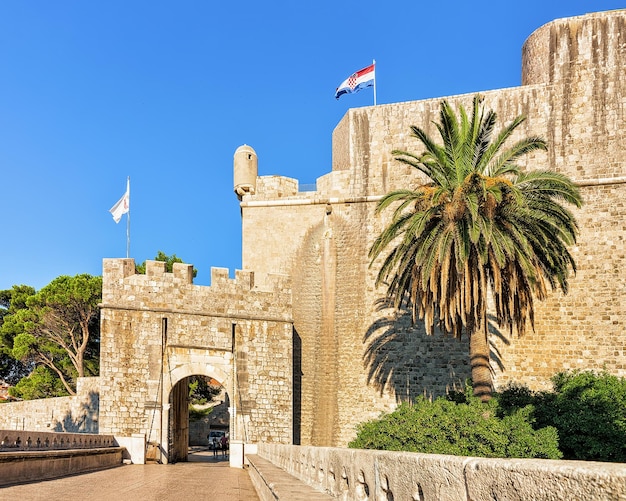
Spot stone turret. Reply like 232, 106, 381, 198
234, 144, 258, 200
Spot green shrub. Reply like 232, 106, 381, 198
541, 371, 626, 462
497, 370, 626, 462
494, 382, 538, 415
499, 406, 561, 459
348, 394, 561, 459
351, 371, 626, 462
189, 406, 213, 421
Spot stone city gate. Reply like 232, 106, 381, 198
97, 258, 293, 465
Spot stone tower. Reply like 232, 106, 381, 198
237, 9, 626, 447
234, 144, 258, 200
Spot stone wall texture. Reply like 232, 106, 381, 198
240, 9, 626, 446
98, 258, 293, 462
0, 377, 100, 433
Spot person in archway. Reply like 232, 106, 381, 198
220, 435, 228, 458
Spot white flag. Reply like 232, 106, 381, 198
109, 179, 129, 223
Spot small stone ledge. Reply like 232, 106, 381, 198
0, 447, 124, 487
247, 454, 333, 501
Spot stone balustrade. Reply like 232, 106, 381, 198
0, 430, 123, 487
0, 430, 116, 452
257, 444, 626, 500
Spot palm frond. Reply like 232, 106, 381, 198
369, 95, 582, 400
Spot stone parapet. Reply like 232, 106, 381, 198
0, 447, 123, 487
247, 454, 333, 500
257, 444, 626, 501
0, 431, 115, 451
101, 259, 292, 321
250, 176, 299, 200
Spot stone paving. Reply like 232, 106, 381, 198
0, 448, 259, 501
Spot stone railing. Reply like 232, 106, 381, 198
0, 430, 123, 487
0, 431, 116, 451
257, 444, 626, 500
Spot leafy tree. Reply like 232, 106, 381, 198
188, 376, 222, 421
0, 286, 36, 319
136, 251, 197, 277
0, 354, 29, 386
189, 406, 213, 420
189, 375, 222, 405
369, 95, 582, 401
0, 285, 36, 384
8, 365, 69, 400
348, 393, 561, 459
4, 274, 101, 396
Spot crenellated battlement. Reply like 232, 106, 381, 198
103, 258, 288, 290
101, 258, 292, 321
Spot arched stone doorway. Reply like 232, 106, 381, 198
161, 353, 233, 464
167, 375, 231, 463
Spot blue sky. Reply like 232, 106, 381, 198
0, 1, 623, 290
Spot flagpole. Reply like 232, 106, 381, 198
126, 176, 130, 258
373, 59, 377, 106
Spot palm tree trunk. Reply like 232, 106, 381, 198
469, 326, 492, 402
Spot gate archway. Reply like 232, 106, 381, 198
161, 351, 233, 464
99, 259, 294, 467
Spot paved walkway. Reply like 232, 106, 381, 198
0, 448, 259, 501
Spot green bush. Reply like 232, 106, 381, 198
189, 406, 213, 421
351, 371, 626, 462
542, 371, 626, 462
497, 370, 626, 462
348, 394, 561, 459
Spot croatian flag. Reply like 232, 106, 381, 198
335, 63, 375, 100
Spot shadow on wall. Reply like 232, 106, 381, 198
363, 300, 505, 401
53, 391, 99, 433
293, 328, 302, 445
488, 314, 509, 374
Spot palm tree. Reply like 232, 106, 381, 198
369, 95, 582, 401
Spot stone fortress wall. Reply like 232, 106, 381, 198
1, 10, 623, 460
239, 10, 626, 446
0, 377, 100, 433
